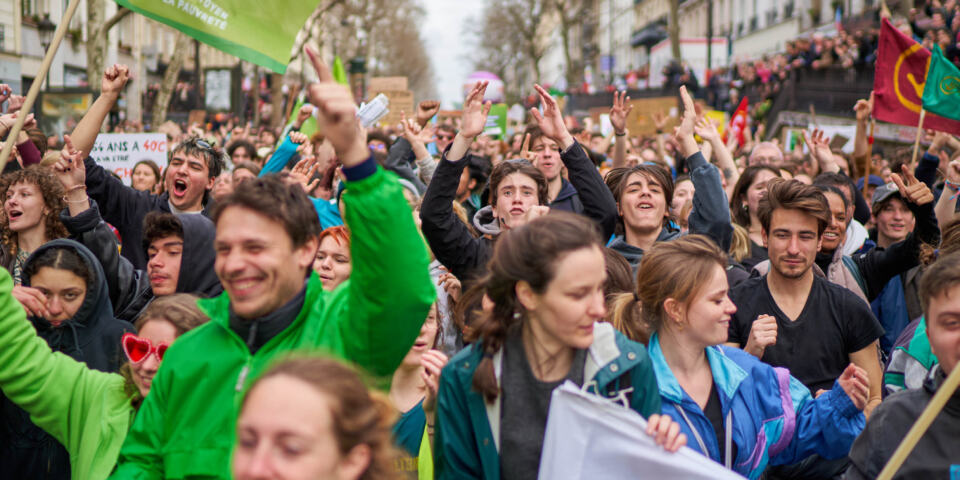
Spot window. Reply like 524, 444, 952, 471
0, 25, 5, 51
21, 0, 37, 17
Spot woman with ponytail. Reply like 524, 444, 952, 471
613, 235, 867, 479
433, 211, 684, 480
233, 357, 400, 480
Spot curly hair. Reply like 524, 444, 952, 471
0, 166, 68, 257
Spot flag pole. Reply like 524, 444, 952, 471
864, 118, 875, 197
0, 0, 82, 172
911, 109, 926, 167
877, 364, 960, 480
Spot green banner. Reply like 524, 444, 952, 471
115, 0, 319, 73
922, 45, 960, 121
484, 103, 508, 139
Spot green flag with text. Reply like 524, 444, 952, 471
921, 44, 960, 121
115, 0, 319, 73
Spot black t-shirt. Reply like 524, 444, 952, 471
728, 275, 884, 393
703, 382, 737, 464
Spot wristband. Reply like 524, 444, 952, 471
946, 179, 960, 201
66, 184, 87, 192
62, 195, 89, 204
615, 131, 626, 137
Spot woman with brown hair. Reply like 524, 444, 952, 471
728, 165, 781, 269
0, 166, 68, 285
433, 212, 683, 480
233, 357, 399, 480
610, 235, 867, 479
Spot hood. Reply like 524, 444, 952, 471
172, 213, 222, 298
22, 239, 131, 372
608, 228, 682, 269
842, 220, 869, 256
23, 239, 113, 330
472, 205, 502, 236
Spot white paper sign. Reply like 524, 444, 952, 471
89, 133, 168, 186
538, 382, 744, 479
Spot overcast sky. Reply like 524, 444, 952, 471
422, 0, 484, 108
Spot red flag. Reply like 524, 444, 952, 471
873, 18, 960, 134
724, 97, 749, 147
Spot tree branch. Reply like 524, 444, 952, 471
102, 7, 131, 34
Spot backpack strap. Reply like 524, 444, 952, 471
841, 255, 867, 295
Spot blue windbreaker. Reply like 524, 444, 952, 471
648, 335, 864, 479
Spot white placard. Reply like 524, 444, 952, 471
89, 133, 168, 186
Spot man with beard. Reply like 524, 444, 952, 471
726, 179, 884, 477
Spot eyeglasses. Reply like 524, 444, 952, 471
122, 333, 169, 364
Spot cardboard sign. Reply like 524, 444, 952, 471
368, 76, 408, 93
89, 133, 168, 186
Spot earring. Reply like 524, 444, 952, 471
513, 311, 521, 320
741, 203, 749, 213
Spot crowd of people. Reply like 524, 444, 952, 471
0, 37, 956, 480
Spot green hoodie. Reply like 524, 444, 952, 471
111, 166, 436, 479
0, 268, 134, 480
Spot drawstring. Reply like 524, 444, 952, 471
62, 321, 85, 358
246, 320, 259, 351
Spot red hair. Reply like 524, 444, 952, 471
319, 225, 350, 247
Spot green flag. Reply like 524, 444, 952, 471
332, 56, 348, 86
921, 44, 960, 121
115, 0, 319, 73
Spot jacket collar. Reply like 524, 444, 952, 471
482, 322, 628, 454
648, 334, 748, 404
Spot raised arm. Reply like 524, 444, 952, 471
71, 65, 129, 159
610, 91, 632, 169
531, 84, 619, 239
419, 82, 495, 282
678, 87, 733, 251
936, 158, 960, 227
259, 132, 302, 176
851, 93, 873, 168
695, 116, 739, 199
308, 53, 434, 377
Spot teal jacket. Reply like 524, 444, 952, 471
433, 322, 661, 480
111, 165, 436, 479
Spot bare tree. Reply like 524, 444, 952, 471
668, 0, 681, 61
86, 0, 132, 91
548, 0, 588, 89
151, 32, 191, 128
469, 0, 548, 103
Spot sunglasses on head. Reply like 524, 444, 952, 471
122, 333, 169, 364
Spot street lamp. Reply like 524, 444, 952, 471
37, 13, 57, 89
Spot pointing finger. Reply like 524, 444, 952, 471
305, 46, 333, 83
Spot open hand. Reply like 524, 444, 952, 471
610, 91, 633, 135
694, 116, 721, 144
530, 84, 574, 149
891, 164, 934, 205
459, 81, 492, 138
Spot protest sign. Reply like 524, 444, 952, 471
484, 103, 508, 138
89, 133, 168, 186
368, 77, 408, 93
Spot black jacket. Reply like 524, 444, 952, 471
845, 365, 960, 479
84, 156, 213, 270
384, 137, 428, 194
420, 141, 617, 284
549, 177, 584, 214
61, 200, 222, 322
0, 239, 132, 479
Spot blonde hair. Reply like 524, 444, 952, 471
729, 223, 751, 263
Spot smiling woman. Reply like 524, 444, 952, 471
0, 166, 68, 285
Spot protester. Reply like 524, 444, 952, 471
1, 239, 132, 479
54, 137, 221, 321
420, 81, 617, 286
314, 225, 352, 291
728, 165, 781, 268
131, 160, 162, 193
845, 252, 960, 479
617, 235, 865, 478
233, 357, 398, 480
389, 304, 447, 479
110, 57, 435, 478
605, 86, 731, 272
434, 212, 684, 479
0, 166, 68, 286
0, 286, 205, 480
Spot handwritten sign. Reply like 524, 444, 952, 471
89, 133, 168, 186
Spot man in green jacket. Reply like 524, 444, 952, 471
111, 72, 435, 479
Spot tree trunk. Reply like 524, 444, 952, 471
86, 0, 107, 90
560, 17, 577, 89
668, 0, 681, 61
151, 32, 190, 129
269, 72, 284, 128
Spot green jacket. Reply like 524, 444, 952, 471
111, 166, 436, 479
0, 268, 134, 480
433, 322, 662, 480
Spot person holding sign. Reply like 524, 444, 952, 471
69, 65, 225, 270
